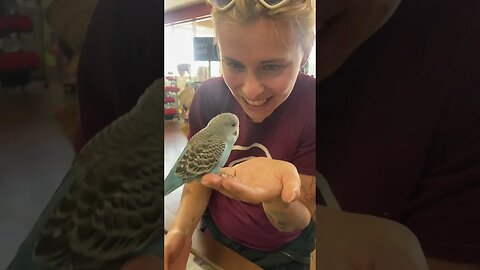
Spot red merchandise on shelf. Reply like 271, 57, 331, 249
164, 96, 176, 103
0, 54, 7, 71
2, 52, 25, 70
13, 15, 33, 32
164, 86, 179, 92
0, 51, 40, 71
0, 12, 44, 89
0, 16, 8, 34
23, 51, 40, 69
10, 15, 33, 32
0, 15, 33, 33
164, 108, 177, 116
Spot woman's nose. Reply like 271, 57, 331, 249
242, 71, 263, 99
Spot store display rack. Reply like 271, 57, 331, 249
164, 75, 180, 120
0, 11, 40, 90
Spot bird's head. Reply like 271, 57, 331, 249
207, 113, 240, 144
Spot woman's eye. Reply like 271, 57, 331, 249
262, 64, 282, 71
226, 62, 244, 69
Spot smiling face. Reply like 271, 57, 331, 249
216, 18, 308, 123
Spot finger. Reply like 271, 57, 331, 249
171, 237, 192, 270
164, 245, 175, 269
221, 177, 263, 204
201, 167, 237, 187
164, 250, 169, 270
164, 232, 190, 270
164, 241, 171, 269
280, 169, 301, 203
164, 232, 184, 267
201, 173, 223, 188
201, 174, 244, 201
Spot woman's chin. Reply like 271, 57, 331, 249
245, 112, 269, 123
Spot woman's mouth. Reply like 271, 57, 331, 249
243, 97, 270, 108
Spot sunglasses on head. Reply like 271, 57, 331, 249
208, 0, 292, 11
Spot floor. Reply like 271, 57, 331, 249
164, 119, 188, 177
0, 79, 75, 269
164, 119, 188, 230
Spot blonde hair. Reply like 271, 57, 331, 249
210, 0, 315, 52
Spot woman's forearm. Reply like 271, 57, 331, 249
170, 181, 212, 237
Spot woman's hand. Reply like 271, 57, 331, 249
163, 182, 211, 269
201, 157, 301, 205
201, 157, 312, 231
164, 229, 192, 270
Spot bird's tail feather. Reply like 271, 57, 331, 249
164, 167, 184, 196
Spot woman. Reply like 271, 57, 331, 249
165, 0, 316, 269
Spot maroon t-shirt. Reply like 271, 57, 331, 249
188, 73, 316, 251
316, 0, 480, 263
73, 0, 163, 152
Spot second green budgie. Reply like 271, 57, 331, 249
7, 79, 164, 270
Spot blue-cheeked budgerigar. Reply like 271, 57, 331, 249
164, 112, 240, 196
7, 79, 164, 270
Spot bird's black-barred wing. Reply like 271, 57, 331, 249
175, 132, 226, 181
32, 134, 163, 270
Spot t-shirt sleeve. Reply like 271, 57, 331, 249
292, 118, 316, 176
401, 2, 480, 260
403, 84, 480, 262
291, 78, 316, 176
73, 0, 163, 152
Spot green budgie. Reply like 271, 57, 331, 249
7, 79, 164, 270
164, 113, 240, 196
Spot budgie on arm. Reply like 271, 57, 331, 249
164, 113, 240, 196
8, 79, 164, 270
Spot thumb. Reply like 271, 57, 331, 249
279, 166, 301, 203
201, 173, 223, 187
169, 236, 192, 270
164, 231, 185, 268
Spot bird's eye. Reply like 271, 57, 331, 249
232, 123, 236, 127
